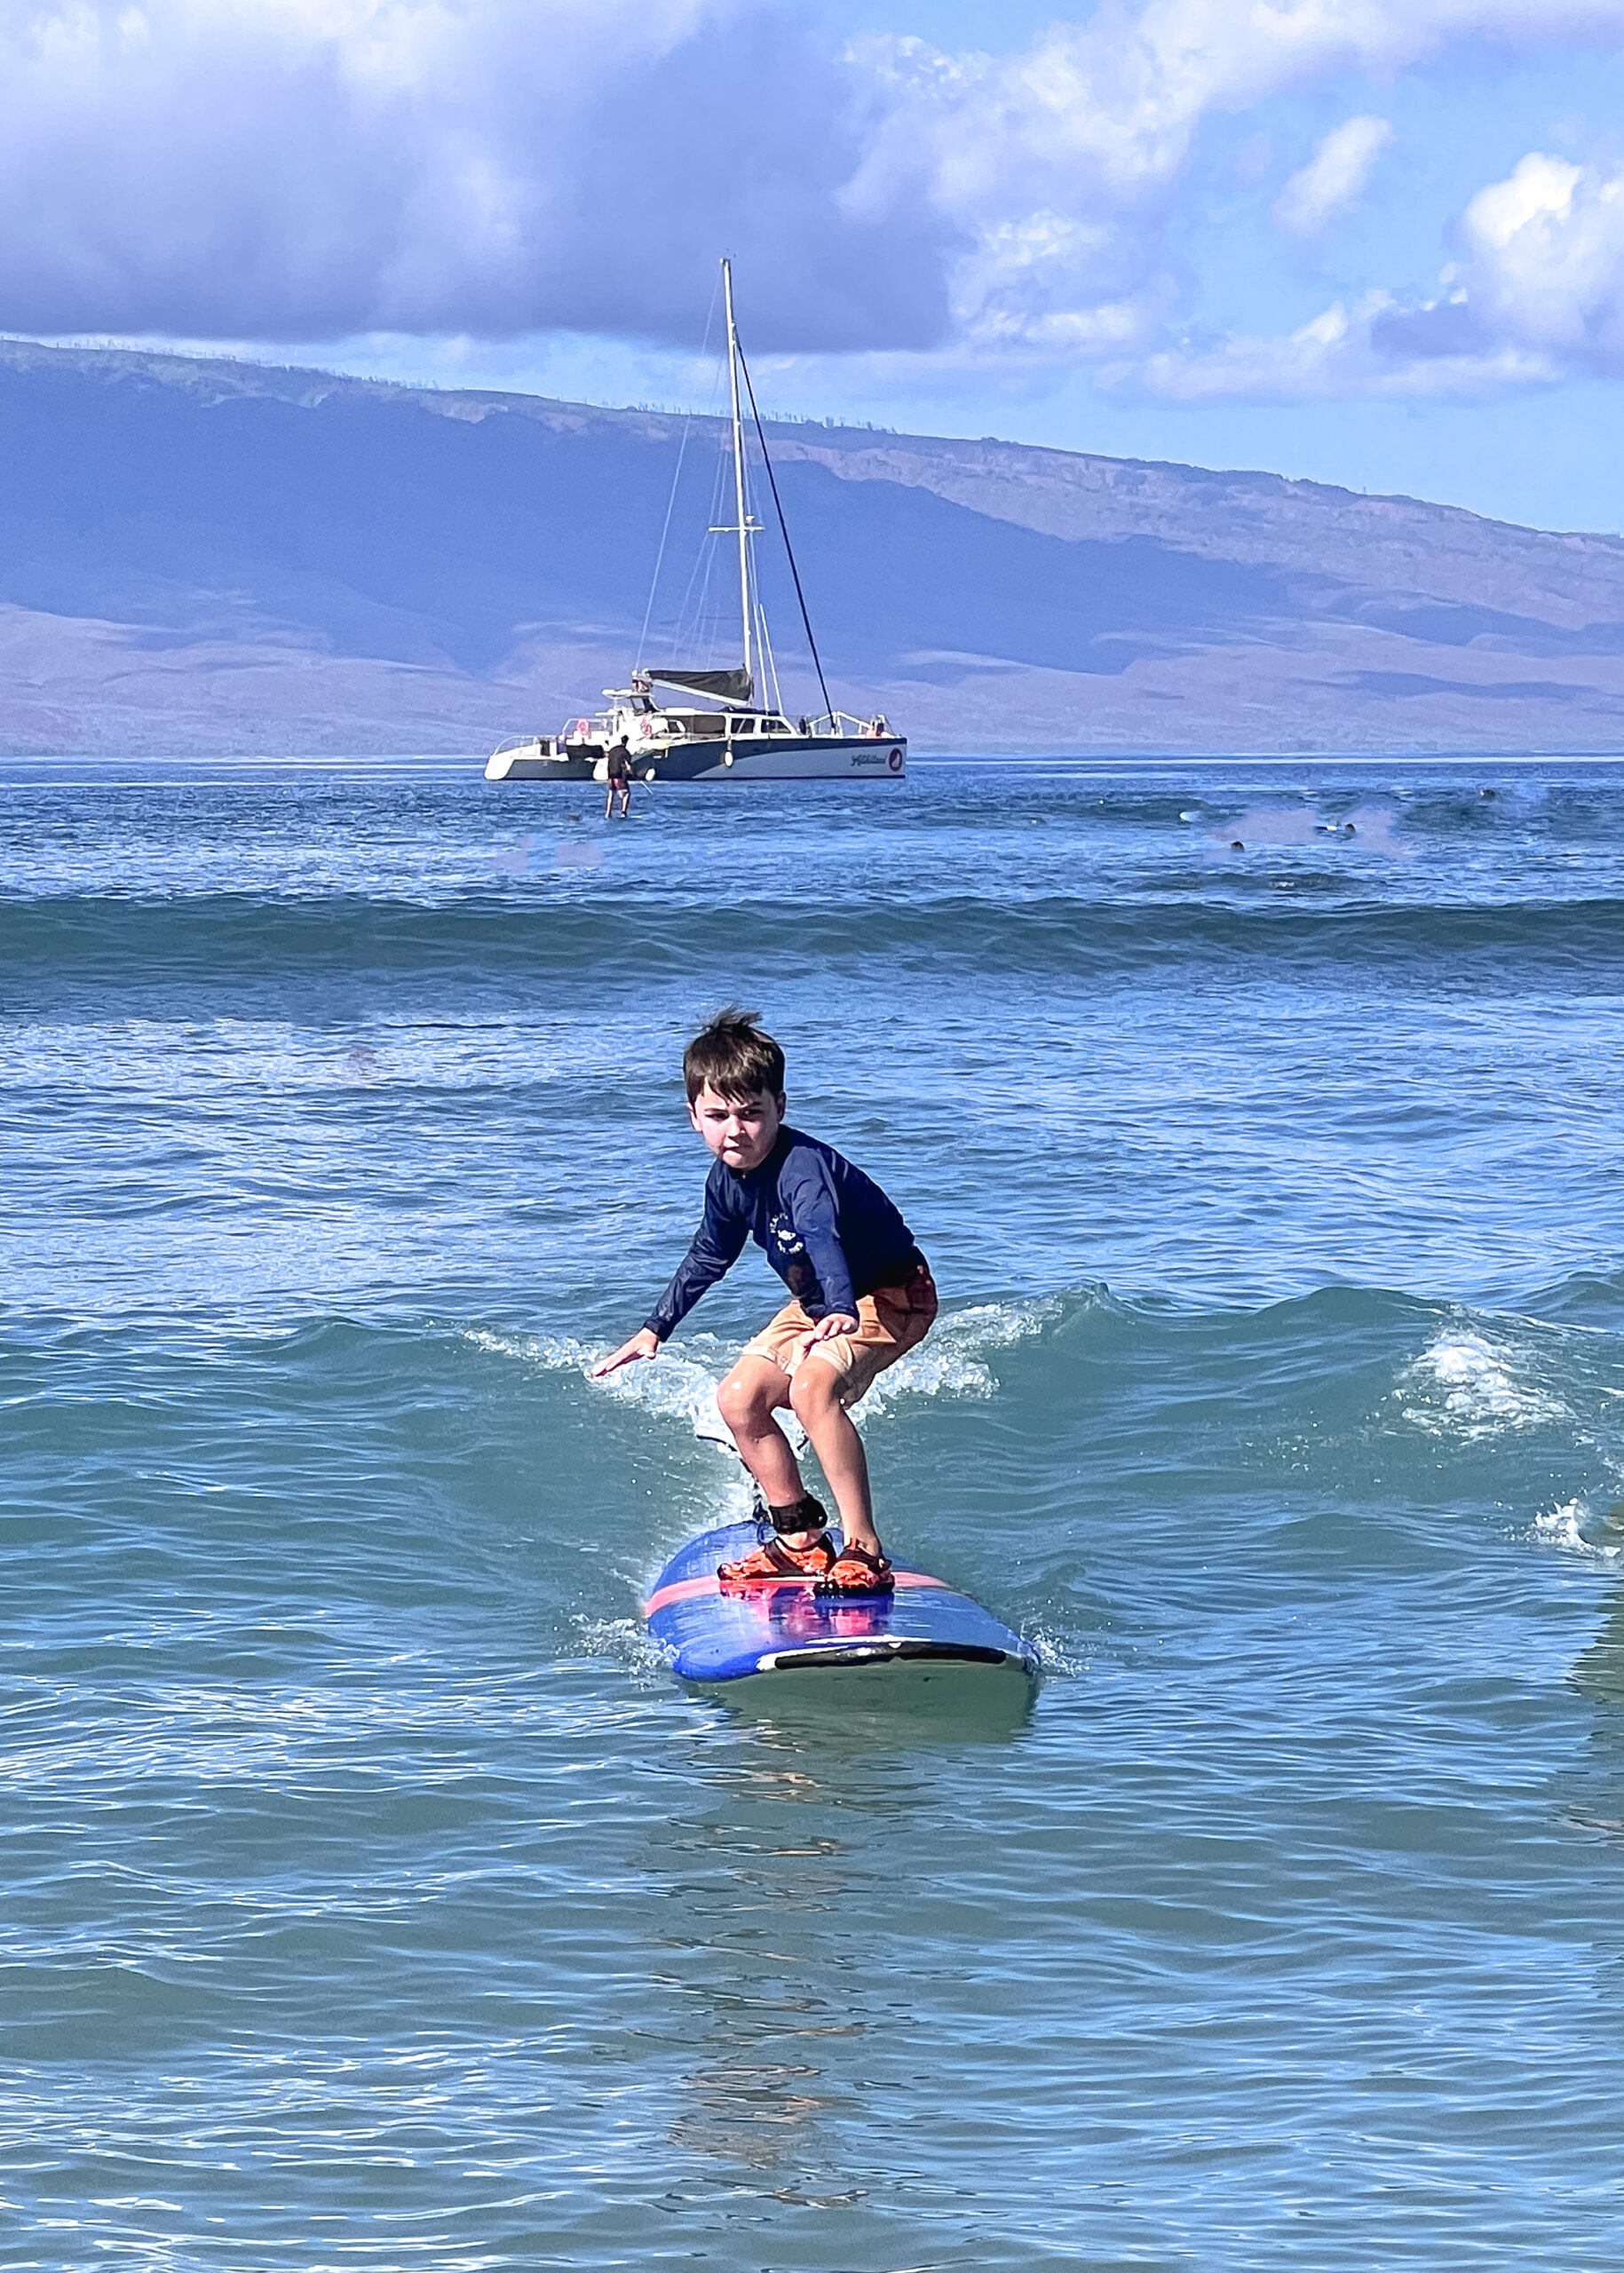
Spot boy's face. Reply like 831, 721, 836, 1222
688, 1083, 785, 1174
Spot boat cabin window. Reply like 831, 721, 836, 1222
734, 717, 756, 733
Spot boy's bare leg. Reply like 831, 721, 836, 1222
715, 1355, 813, 1527
788, 1359, 880, 1557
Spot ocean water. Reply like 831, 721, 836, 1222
5, 754, 1624, 2270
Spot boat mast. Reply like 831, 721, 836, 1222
722, 257, 753, 697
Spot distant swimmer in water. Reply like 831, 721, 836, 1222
592, 1008, 937, 1597
605, 736, 632, 820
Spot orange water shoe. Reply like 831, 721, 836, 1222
815, 1540, 895, 1596
717, 1532, 836, 1588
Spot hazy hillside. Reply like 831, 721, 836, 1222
1, 337, 1622, 755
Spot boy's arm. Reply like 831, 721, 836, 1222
591, 1185, 748, 1376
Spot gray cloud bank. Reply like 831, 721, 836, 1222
0, 0, 955, 352
5, 0, 1624, 402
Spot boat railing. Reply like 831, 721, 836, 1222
811, 710, 895, 738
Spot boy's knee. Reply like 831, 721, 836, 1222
717, 1369, 771, 1430
788, 1358, 843, 1422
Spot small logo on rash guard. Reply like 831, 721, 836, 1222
769, 1211, 819, 1301
768, 1211, 804, 1262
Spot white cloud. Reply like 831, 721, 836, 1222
848, 0, 1624, 360
1141, 294, 1554, 401
1273, 116, 1394, 237
1164, 146, 1624, 399
1457, 152, 1624, 370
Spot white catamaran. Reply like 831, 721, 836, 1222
486, 259, 906, 787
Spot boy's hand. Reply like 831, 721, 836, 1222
592, 1328, 661, 1377
799, 1311, 859, 1350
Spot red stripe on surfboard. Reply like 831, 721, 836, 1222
644, 1570, 947, 1618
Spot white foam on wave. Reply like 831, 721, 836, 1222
595, 1340, 732, 1440
1026, 1625, 1083, 1678
571, 1614, 675, 1683
462, 1324, 593, 1370
1533, 1500, 1623, 1561
861, 1297, 1056, 1417
1397, 1327, 1573, 1440
464, 1323, 741, 1440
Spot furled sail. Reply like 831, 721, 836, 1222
646, 666, 754, 704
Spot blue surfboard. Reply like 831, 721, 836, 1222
644, 1517, 1040, 1696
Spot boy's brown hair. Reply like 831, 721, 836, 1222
684, 1006, 786, 1103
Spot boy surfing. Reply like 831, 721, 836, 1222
593, 1009, 937, 1594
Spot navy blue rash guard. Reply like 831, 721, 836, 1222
643, 1126, 922, 1342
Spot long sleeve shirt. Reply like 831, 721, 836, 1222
644, 1126, 922, 1342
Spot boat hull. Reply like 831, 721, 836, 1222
486, 736, 906, 784
485, 741, 598, 782
679, 736, 905, 782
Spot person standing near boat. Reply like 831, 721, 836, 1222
604, 736, 633, 820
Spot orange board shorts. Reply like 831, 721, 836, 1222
740, 1256, 939, 1408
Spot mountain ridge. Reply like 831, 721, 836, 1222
0, 337, 1621, 755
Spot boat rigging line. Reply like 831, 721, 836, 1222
636, 268, 721, 675
734, 337, 835, 729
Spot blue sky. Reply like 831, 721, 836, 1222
13, 2, 1624, 533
